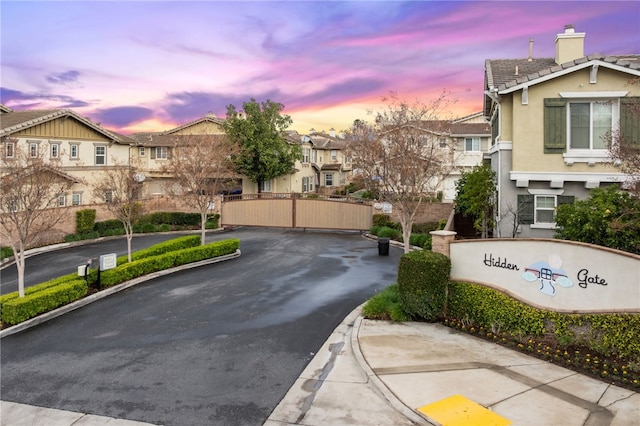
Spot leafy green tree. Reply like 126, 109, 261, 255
223, 99, 300, 192
555, 185, 640, 254
454, 164, 496, 238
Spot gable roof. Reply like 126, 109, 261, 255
164, 113, 225, 135
0, 108, 136, 144
486, 54, 640, 94
0, 104, 13, 114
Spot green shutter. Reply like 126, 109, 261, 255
620, 97, 640, 146
544, 98, 567, 153
150, 147, 156, 159
517, 194, 534, 224
557, 195, 574, 206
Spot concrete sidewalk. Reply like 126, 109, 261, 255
2, 306, 639, 425
266, 306, 640, 426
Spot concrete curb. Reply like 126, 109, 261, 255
350, 312, 431, 425
0, 249, 241, 338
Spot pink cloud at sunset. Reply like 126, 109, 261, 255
1, 1, 638, 135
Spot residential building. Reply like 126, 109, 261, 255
0, 105, 135, 207
484, 25, 640, 238
437, 112, 491, 201
130, 112, 233, 197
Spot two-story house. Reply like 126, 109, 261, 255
130, 112, 232, 197
0, 105, 135, 206
484, 25, 640, 238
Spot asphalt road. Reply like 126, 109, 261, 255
0, 228, 403, 426
0, 233, 197, 295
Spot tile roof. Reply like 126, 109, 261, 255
485, 54, 640, 93
0, 108, 136, 144
130, 132, 228, 147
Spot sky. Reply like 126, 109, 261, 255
1, 1, 639, 135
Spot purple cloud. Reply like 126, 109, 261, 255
91, 106, 155, 128
46, 70, 81, 85
0, 87, 90, 109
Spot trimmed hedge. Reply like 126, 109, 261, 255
397, 250, 450, 321
447, 281, 640, 359
0, 236, 236, 326
121, 235, 201, 264
98, 238, 239, 287
2, 280, 88, 325
76, 209, 96, 234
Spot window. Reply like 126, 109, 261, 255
569, 101, 611, 150
260, 180, 272, 192
104, 190, 113, 203
70, 144, 79, 159
439, 138, 447, 148
302, 148, 310, 163
29, 142, 38, 157
464, 137, 480, 152
544, 97, 620, 162
5, 141, 14, 158
534, 196, 556, 223
8, 198, 19, 212
95, 146, 106, 165
50, 143, 60, 158
518, 194, 574, 226
139, 147, 145, 156
72, 193, 82, 206
331, 150, 337, 161
302, 176, 314, 192
155, 147, 167, 159
312, 149, 317, 163
58, 194, 66, 207
324, 173, 333, 186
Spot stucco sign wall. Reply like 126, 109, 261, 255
449, 239, 640, 313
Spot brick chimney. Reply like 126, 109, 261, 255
554, 24, 585, 65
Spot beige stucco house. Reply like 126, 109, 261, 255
484, 25, 640, 238
0, 105, 136, 207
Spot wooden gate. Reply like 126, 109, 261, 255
221, 194, 373, 231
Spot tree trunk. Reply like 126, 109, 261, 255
16, 251, 25, 298
200, 210, 207, 246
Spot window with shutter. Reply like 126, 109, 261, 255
620, 97, 640, 146
517, 194, 534, 224
544, 98, 567, 153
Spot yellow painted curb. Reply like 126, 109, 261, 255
417, 394, 511, 426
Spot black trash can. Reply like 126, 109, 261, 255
377, 237, 390, 256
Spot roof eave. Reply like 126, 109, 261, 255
498, 59, 640, 95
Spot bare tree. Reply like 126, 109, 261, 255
347, 92, 457, 253
608, 84, 640, 198
92, 158, 144, 263
0, 139, 75, 297
163, 133, 238, 245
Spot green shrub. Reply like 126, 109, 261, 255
2, 280, 88, 325
64, 231, 100, 242
446, 281, 640, 358
369, 225, 381, 236
94, 219, 125, 235
133, 223, 157, 233
0, 273, 80, 308
411, 222, 439, 234
397, 250, 450, 321
123, 235, 201, 264
1, 246, 14, 259
373, 214, 394, 227
205, 213, 220, 229
409, 234, 429, 248
76, 209, 96, 234
377, 226, 401, 240
362, 284, 409, 322
100, 238, 239, 288
555, 185, 640, 255
138, 212, 201, 226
